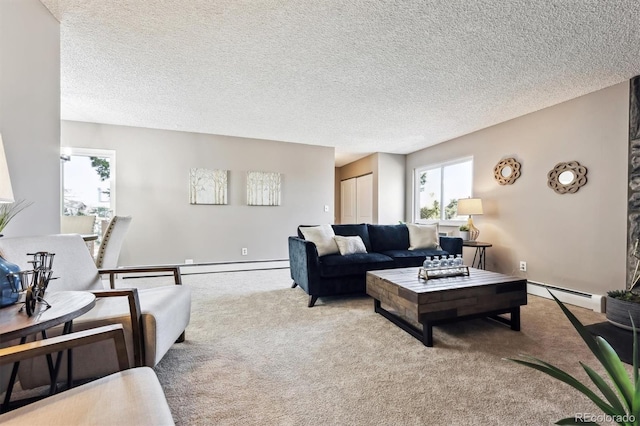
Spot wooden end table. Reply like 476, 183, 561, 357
0, 291, 96, 410
366, 267, 527, 347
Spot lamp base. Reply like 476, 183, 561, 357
467, 216, 480, 241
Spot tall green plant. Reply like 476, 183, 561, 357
507, 291, 639, 425
0, 199, 32, 234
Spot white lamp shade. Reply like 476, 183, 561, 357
457, 198, 483, 215
0, 134, 15, 203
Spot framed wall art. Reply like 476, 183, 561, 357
247, 171, 281, 206
189, 168, 228, 205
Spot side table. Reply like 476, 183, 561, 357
0, 291, 96, 411
463, 241, 492, 270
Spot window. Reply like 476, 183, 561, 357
414, 157, 473, 223
60, 147, 116, 222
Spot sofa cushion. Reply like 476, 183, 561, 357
331, 224, 372, 252
299, 225, 339, 256
368, 224, 409, 252
319, 253, 394, 278
381, 249, 449, 268
334, 235, 368, 255
406, 223, 439, 250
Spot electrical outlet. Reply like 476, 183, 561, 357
519, 261, 527, 272
324, 205, 329, 212
185, 259, 194, 264
241, 248, 248, 256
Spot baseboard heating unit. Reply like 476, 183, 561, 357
527, 280, 605, 313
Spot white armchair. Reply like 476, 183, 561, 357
0, 324, 174, 425
0, 234, 191, 390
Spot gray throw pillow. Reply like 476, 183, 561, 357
334, 235, 367, 255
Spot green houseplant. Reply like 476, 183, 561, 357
0, 199, 31, 236
508, 291, 639, 425
606, 239, 640, 329
459, 224, 470, 241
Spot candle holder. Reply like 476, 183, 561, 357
8, 251, 56, 316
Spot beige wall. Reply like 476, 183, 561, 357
62, 121, 335, 265
336, 153, 406, 224
0, 0, 60, 236
406, 82, 629, 296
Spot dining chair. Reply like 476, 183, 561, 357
95, 215, 132, 269
60, 215, 96, 235
61, 215, 97, 254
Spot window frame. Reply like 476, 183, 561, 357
60, 147, 117, 217
413, 156, 474, 226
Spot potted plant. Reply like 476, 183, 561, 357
0, 199, 31, 236
459, 224, 470, 241
508, 291, 640, 425
606, 239, 640, 330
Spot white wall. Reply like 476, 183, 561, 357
0, 0, 60, 236
377, 153, 405, 224
406, 82, 629, 296
62, 121, 335, 265
336, 153, 406, 224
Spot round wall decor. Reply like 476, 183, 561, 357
493, 158, 521, 185
547, 161, 588, 194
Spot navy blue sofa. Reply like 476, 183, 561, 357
288, 223, 463, 307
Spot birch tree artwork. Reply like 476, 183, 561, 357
247, 171, 281, 206
189, 168, 228, 205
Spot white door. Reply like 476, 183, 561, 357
356, 173, 373, 223
340, 178, 356, 224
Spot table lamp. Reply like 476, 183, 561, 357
457, 198, 483, 241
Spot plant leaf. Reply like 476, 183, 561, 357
508, 357, 617, 417
594, 336, 635, 411
555, 417, 599, 425
547, 291, 634, 410
580, 362, 626, 414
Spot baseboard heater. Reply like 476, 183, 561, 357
122, 259, 291, 279
527, 280, 605, 313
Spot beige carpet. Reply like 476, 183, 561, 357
152, 269, 616, 426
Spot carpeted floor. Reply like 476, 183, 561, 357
146, 269, 625, 426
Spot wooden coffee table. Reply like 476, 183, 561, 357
366, 267, 527, 346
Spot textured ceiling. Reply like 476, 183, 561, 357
41, 0, 640, 166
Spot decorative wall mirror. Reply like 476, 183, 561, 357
493, 158, 521, 185
547, 161, 588, 194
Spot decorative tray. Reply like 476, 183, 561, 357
418, 265, 470, 281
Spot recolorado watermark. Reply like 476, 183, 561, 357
574, 413, 635, 423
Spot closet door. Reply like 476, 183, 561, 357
340, 178, 356, 224
356, 173, 373, 223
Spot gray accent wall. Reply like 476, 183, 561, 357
61, 121, 335, 265
0, 0, 60, 236
406, 82, 629, 296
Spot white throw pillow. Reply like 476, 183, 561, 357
406, 223, 439, 250
334, 235, 368, 255
300, 225, 339, 256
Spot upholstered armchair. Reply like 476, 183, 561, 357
0, 324, 174, 425
0, 234, 191, 390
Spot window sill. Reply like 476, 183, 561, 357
415, 219, 466, 228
